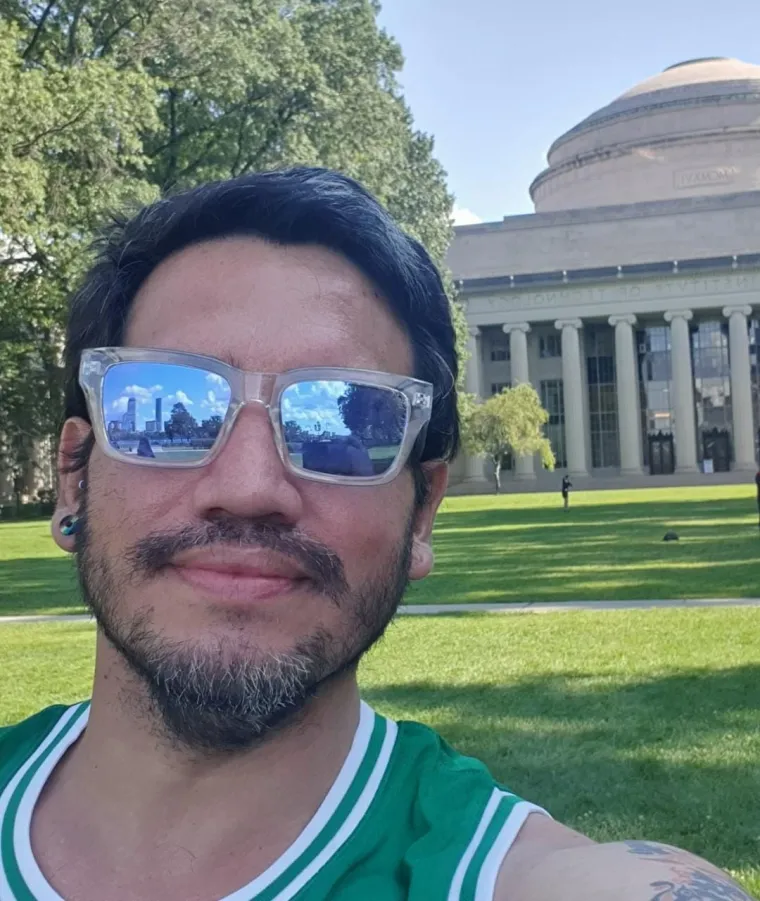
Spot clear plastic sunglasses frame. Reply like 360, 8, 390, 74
79, 348, 434, 486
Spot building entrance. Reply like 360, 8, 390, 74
701, 427, 731, 472
648, 432, 675, 475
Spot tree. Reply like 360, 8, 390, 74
201, 415, 223, 438
460, 384, 556, 493
0, 17, 157, 487
168, 403, 198, 440
282, 420, 310, 444
337, 384, 406, 445
0, 0, 464, 494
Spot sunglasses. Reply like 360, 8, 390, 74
78, 348, 434, 486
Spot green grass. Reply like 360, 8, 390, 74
407, 484, 760, 606
0, 519, 80, 616
1, 485, 760, 616
1, 610, 758, 895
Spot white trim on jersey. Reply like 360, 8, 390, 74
447, 787, 504, 901
2, 700, 394, 901
265, 719, 398, 901
216, 702, 392, 901
473, 801, 551, 901
0, 703, 88, 901
447, 788, 552, 901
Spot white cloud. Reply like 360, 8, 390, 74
321, 381, 347, 398
166, 390, 194, 406
451, 206, 483, 226
200, 390, 228, 416
122, 384, 163, 404
205, 373, 227, 388
287, 406, 345, 433
111, 397, 130, 413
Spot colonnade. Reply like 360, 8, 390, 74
463, 306, 756, 481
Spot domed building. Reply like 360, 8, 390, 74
448, 57, 760, 491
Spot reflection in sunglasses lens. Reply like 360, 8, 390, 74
101, 363, 231, 463
281, 380, 408, 477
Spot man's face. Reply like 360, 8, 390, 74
56, 237, 446, 752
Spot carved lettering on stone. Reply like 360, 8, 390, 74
465, 272, 760, 320
673, 166, 739, 190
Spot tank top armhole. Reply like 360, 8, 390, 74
448, 790, 552, 901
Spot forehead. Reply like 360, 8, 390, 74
125, 236, 414, 375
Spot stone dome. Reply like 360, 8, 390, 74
530, 57, 760, 212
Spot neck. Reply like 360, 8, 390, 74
43, 633, 363, 864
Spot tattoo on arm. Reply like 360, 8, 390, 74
623, 841, 755, 901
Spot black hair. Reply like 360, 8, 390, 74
63, 167, 459, 501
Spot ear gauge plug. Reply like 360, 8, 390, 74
60, 514, 81, 536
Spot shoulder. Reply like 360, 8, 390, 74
387, 719, 550, 898
496, 816, 753, 901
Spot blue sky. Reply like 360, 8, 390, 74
103, 363, 231, 429
377, 0, 760, 223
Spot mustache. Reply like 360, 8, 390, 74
124, 518, 348, 601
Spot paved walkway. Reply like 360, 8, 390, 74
2, 597, 759, 625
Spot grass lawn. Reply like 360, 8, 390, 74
1, 609, 758, 894
1, 484, 759, 616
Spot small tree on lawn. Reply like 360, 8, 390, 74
461, 384, 555, 492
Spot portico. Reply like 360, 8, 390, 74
451, 261, 760, 491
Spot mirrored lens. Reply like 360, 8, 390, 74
101, 362, 231, 464
281, 380, 408, 478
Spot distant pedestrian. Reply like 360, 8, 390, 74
561, 474, 572, 510
755, 469, 760, 530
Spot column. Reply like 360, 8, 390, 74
664, 310, 698, 473
464, 326, 485, 482
502, 322, 535, 481
609, 314, 643, 475
723, 304, 756, 471
555, 319, 588, 477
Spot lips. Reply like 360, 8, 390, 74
169, 549, 309, 602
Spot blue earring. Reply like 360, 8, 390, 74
60, 514, 80, 537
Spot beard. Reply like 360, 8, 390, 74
75, 495, 412, 755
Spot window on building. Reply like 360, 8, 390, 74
491, 382, 510, 395
586, 325, 620, 469
540, 379, 567, 468
539, 334, 561, 358
750, 319, 760, 460
490, 345, 510, 362
691, 320, 732, 466
637, 325, 673, 470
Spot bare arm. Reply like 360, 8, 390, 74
500, 837, 754, 900
496, 816, 754, 900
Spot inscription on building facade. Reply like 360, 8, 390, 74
467, 272, 760, 320
674, 166, 738, 190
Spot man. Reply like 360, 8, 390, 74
0, 169, 751, 901
561, 474, 572, 511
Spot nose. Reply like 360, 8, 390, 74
191, 403, 303, 525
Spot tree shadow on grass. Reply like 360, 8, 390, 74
0, 558, 82, 615
407, 498, 760, 604
362, 665, 760, 872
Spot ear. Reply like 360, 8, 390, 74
51, 417, 91, 553
408, 462, 448, 582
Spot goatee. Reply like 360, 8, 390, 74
74, 499, 412, 755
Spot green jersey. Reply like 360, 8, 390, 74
0, 702, 548, 901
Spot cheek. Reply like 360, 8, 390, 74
307, 480, 413, 582
86, 452, 193, 551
